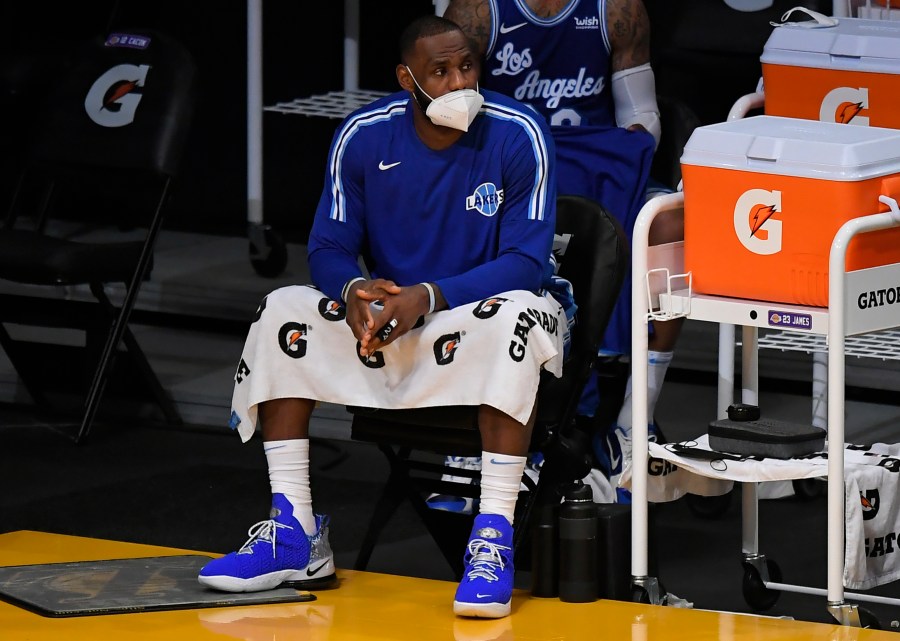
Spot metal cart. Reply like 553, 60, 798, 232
629, 190, 900, 626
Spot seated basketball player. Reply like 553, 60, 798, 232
196, 15, 563, 619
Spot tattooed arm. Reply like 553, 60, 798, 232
443, 0, 492, 58
606, 0, 652, 73
606, 0, 658, 139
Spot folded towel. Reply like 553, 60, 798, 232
622, 437, 900, 589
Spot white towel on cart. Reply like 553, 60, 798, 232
843, 443, 900, 590
621, 437, 900, 589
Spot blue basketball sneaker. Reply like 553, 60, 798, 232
198, 493, 336, 592
426, 455, 481, 515
453, 513, 515, 618
427, 453, 542, 513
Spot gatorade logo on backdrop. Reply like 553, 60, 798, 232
84, 64, 151, 127
734, 189, 782, 255
819, 87, 869, 126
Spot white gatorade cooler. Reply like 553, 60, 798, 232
761, 16, 900, 129
681, 115, 900, 307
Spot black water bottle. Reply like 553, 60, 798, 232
530, 500, 559, 597
558, 480, 598, 602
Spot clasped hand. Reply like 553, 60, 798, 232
346, 279, 428, 357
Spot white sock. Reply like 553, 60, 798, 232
264, 439, 316, 534
616, 350, 674, 434
478, 451, 526, 525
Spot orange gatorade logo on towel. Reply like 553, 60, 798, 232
734, 189, 782, 255
317, 297, 346, 321
820, 87, 869, 126
473, 297, 508, 319
356, 342, 385, 368
860, 489, 880, 522
434, 332, 461, 365
278, 322, 308, 359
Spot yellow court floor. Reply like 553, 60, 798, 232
0, 530, 894, 641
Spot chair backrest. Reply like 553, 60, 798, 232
534, 195, 629, 431
28, 30, 197, 177
348, 194, 628, 452
650, 95, 703, 192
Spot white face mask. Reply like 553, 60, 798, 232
406, 66, 484, 132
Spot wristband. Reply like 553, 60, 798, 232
341, 277, 365, 304
421, 282, 436, 314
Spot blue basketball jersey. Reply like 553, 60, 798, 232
482, 0, 615, 128
553, 124, 655, 356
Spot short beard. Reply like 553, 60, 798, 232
411, 85, 432, 115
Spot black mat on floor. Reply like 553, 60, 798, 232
0, 555, 315, 617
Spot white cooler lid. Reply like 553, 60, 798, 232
761, 16, 900, 74
680, 115, 900, 180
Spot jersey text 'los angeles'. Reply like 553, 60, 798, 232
482, 0, 614, 128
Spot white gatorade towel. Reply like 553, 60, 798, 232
843, 442, 900, 590
228, 285, 564, 443
622, 437, 900, 589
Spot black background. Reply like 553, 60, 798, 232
0, 1, 436, 242
1, 0, 831, 242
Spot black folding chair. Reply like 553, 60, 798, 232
347, 195, 629, 578
0, 30, 197, 444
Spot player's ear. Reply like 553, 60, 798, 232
396, 64, 414, 93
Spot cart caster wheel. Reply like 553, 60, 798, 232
686, 490, 732, 519
857, 607, 882, 629
827, 605, 882, 629
631, 586, 651, 604
792, 478, 824, 501
630, 581, 667, 605
742, 559, 782, 611
249, 226, 288, 278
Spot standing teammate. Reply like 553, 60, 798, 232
441, 0, 682, 502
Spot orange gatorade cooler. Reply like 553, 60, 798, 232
761, 17, 900, 129
681, 115, 900, 307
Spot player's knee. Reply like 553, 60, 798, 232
648, 209, 684, 246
